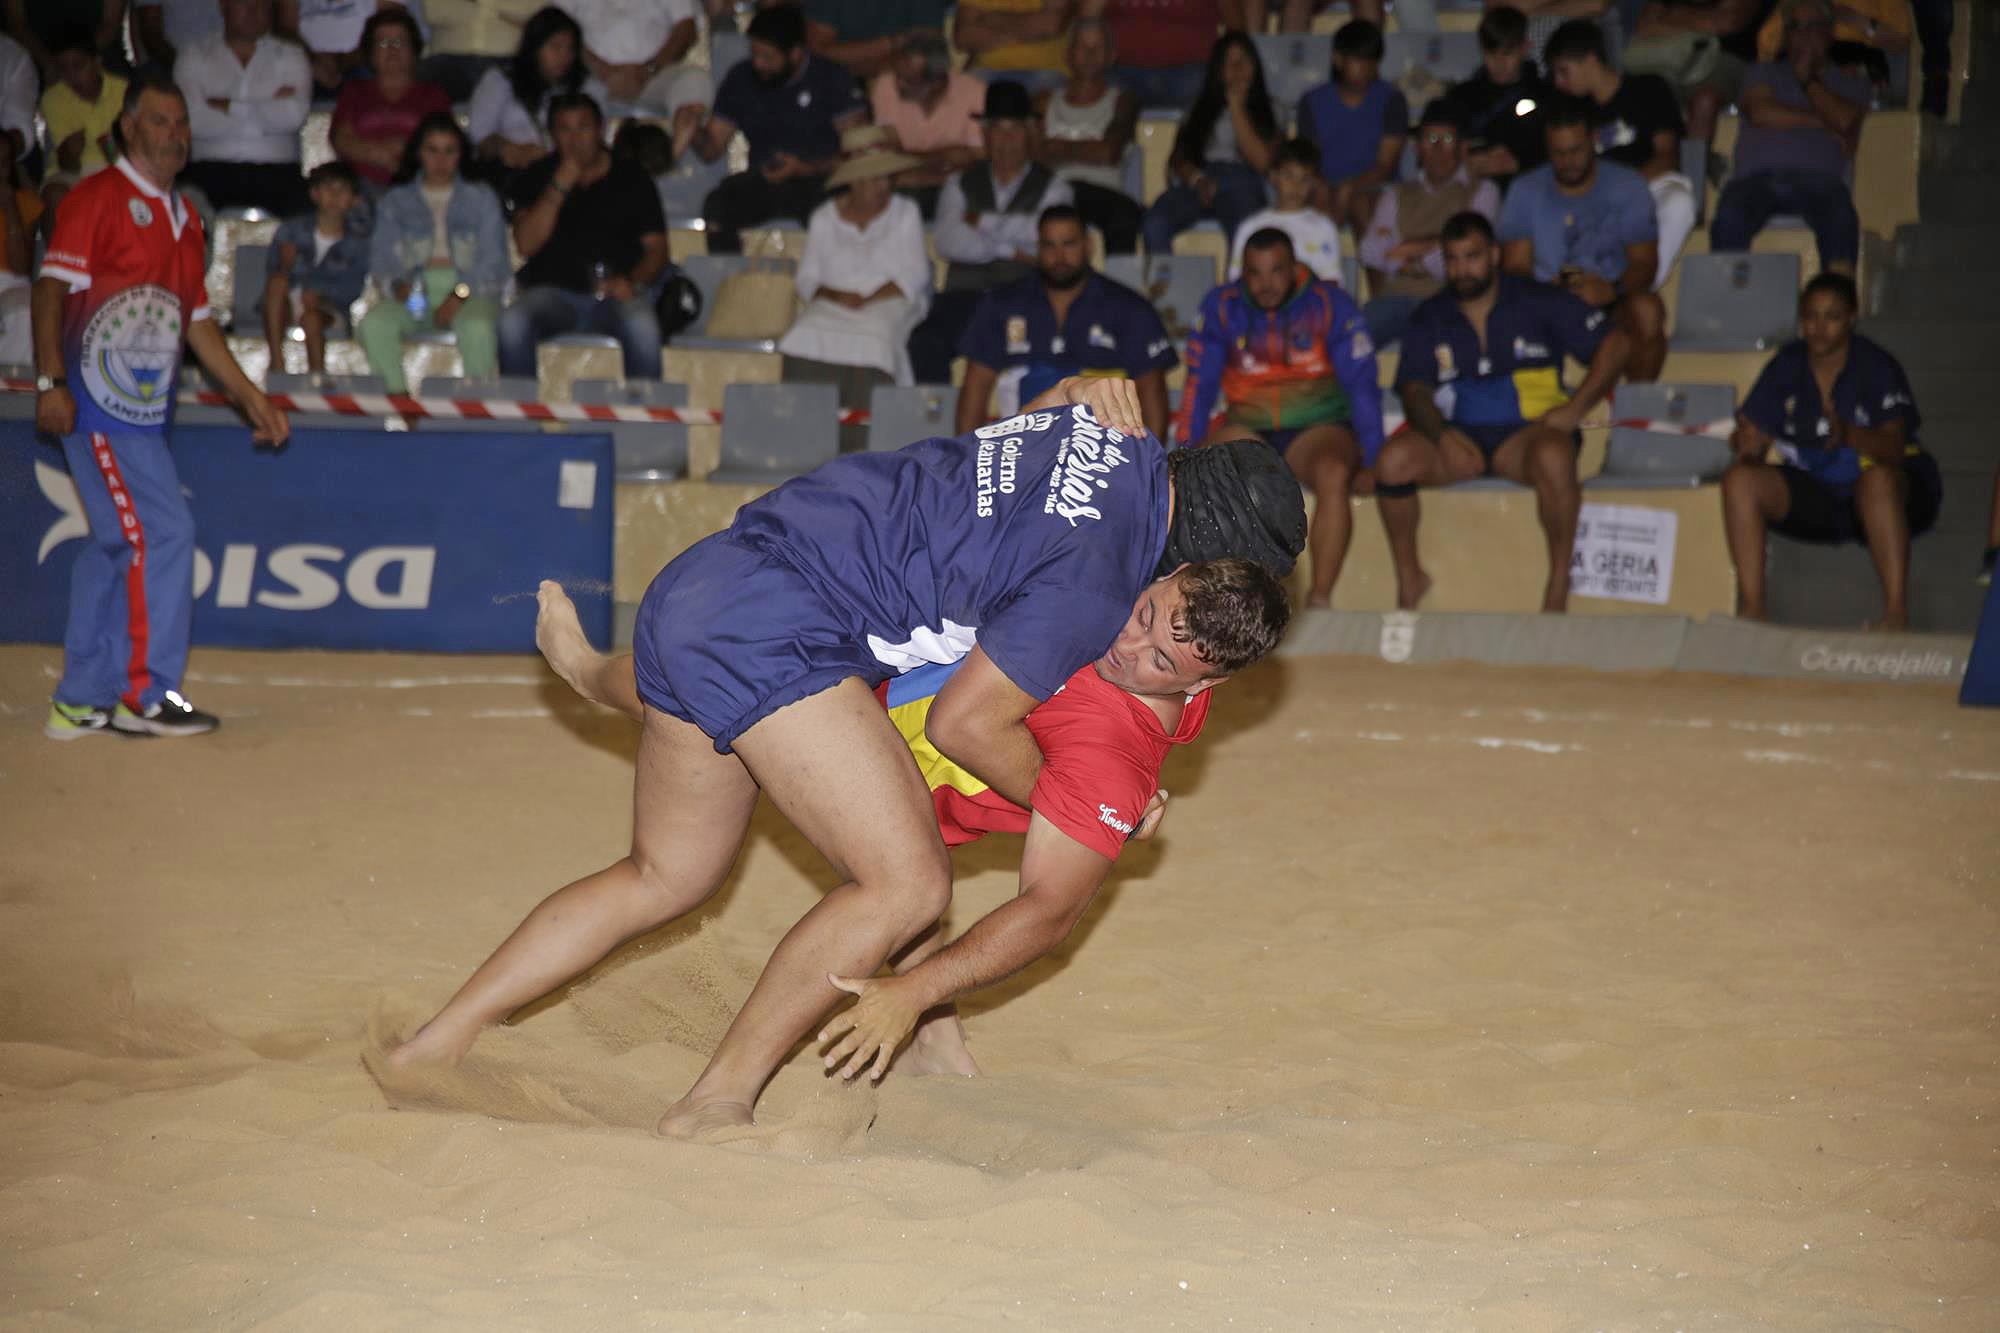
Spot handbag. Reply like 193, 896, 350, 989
702, 232, 799, 341
1621, 32, 1721, 89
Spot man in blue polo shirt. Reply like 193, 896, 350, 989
681, 4, 866, 253
1379, 210, 1633, 613
1723, 273, 1941, 630
955, 203, 1177, 436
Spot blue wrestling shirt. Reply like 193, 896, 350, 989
727, 405, 1172, 701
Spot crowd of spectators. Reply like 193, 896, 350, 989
0, 0, 1954, 616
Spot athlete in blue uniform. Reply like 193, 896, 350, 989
1379, 210, 1634, 613
386, 377, 1307, 1138
1723, 273, 1942, 630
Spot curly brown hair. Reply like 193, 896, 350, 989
1170, 558, 1291, 676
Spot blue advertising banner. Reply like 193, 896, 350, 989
1, 422, 615, 653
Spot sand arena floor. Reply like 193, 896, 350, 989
1, 644, 1996, 1329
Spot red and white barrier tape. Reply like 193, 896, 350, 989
1609, 417, 1733, 439
0, 377, 873, 426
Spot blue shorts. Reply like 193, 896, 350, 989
1453, 422, 1583, 471
632, 532, 881, 753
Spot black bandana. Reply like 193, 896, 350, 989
1155, 440, 1307, 579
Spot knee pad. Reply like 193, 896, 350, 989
1375, 480, 1419, 498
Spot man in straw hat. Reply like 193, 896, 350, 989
384, 379, 1309, 1138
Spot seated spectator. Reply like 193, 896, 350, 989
3, 0, 125, 76
1510, 0, 1621, 68
277, 0, 423, 97
1141, 32, 1277, 257
909, 79, 1074, 382
1083, 0, 1225, 110
1626, 0, 1762, 151
1298, 19, 1408, 232
1437, 6, 1549, 191
0, 130, 41, 364
869, 28, 985, 218
954, 0, 1070, 90
563, 0, 708, 115
499, 92, 668, 380
360, 113, 510, 388
467, 6, 606, 189
1755, 0, 1905, 94
134, 0, 223, 73
1380, 211, 1634, 612
955, 203, 1176, 433
0, 32, 31, 167
1036, 19, 1142, 255
1228, 137, 1344, 284
175, 0, 312, 215
330, 7, 451, 192
1357, 102, 1500, 345
38, 23, 128, 209
1179, 227, 1383, 608
1546, 18, 1695, 291
801, 0, 952, 83
1723, 273, 1941, 630
1710, 0, 1866, 276
263, 158, 368, 373
777, 126, 931, 451
685, 4, 865, 254
1498, 99, 1667, 381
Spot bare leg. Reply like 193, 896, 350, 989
536, 581, 643, 719
263, 273, 290, 374
303, 305, 330, 374
1287, 427, 1361, 608
888, 922, 981, 1077
1494, 424, 1582, 613
1721, 459, 1789, 620
659, 678, 954, 1137
1852, 464, 1913, 630
388, 706, 759, 1067
1372, 430, 1482, 609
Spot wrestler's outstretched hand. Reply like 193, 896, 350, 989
1059, 374, 1147, 439
820, 972, 926, 1083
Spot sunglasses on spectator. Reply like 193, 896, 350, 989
1421, 131, 1458, 145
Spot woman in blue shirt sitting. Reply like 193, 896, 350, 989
357, 112, 513, 392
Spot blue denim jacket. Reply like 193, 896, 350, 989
367, 178, 512, 301
267, 207, 371, 309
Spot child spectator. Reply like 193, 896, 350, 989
1227, 137, 1344, 284
1297, 19, 1408, 231
262, 159, 370, 374
38, 23, 126, 209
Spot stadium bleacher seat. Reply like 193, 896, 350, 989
1104, 253, 1216, 340
1383, 30, 1480, 87
230, 244, 267, 334
262, 372, 397, 430
867, 383, 955, 452
1585, 382, 1735, 489
657, 150, 729, 224
707, 381, 839, 483
673, 252, 791, 352
1253, 33, 1333, 111
412, 374, 547, 432
1, 365, 33, 420
710, 28, 748, 81
1670, 252, 1799, 352
572, 377, 689, 481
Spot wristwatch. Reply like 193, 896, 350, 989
35, 373, 66, 393
451, 282, 472, 301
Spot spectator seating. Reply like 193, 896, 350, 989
1383, 31, 1480, 88
231, 244, 269, 335
412, 374, 546, 431
1252, 33, 1333, 111
711, 27, 748, 80
573, 377, 690, 481
0, 366, 35, 420
1103, 253, 1217, 341
1585, 382, 1736, 489
675, 253, 776, 351
867, 383, 955, 452
657, 150, 730, 224
708, 381, 841, 483
1669, 253, 1800, 352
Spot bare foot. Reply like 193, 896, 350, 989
535, 580, 605, 702
384, 1019, 475, 1070
896, 1008, 980, 1077
656, 1095, 755, 1139
1304, 594, 1332, 610
1395, 569, 1433, 611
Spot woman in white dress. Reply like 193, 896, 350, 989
777, 125, 933, 452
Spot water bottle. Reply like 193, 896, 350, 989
405, 272, 428, 321
591, 260, 611, 302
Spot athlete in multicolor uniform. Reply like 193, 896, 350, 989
386, 385, 1307, 1138
36, 71, 288, 740
513, 560, 1287, 1081
1177, 227, 1385, 609
1378, 210, 1634, 613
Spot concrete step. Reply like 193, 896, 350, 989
1891, 224, 2000, 270
1913, 428, 1996, 473
1876, 271, 2000, 319
1856, 319, 1993, 370
1767, 530, 1990, 634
